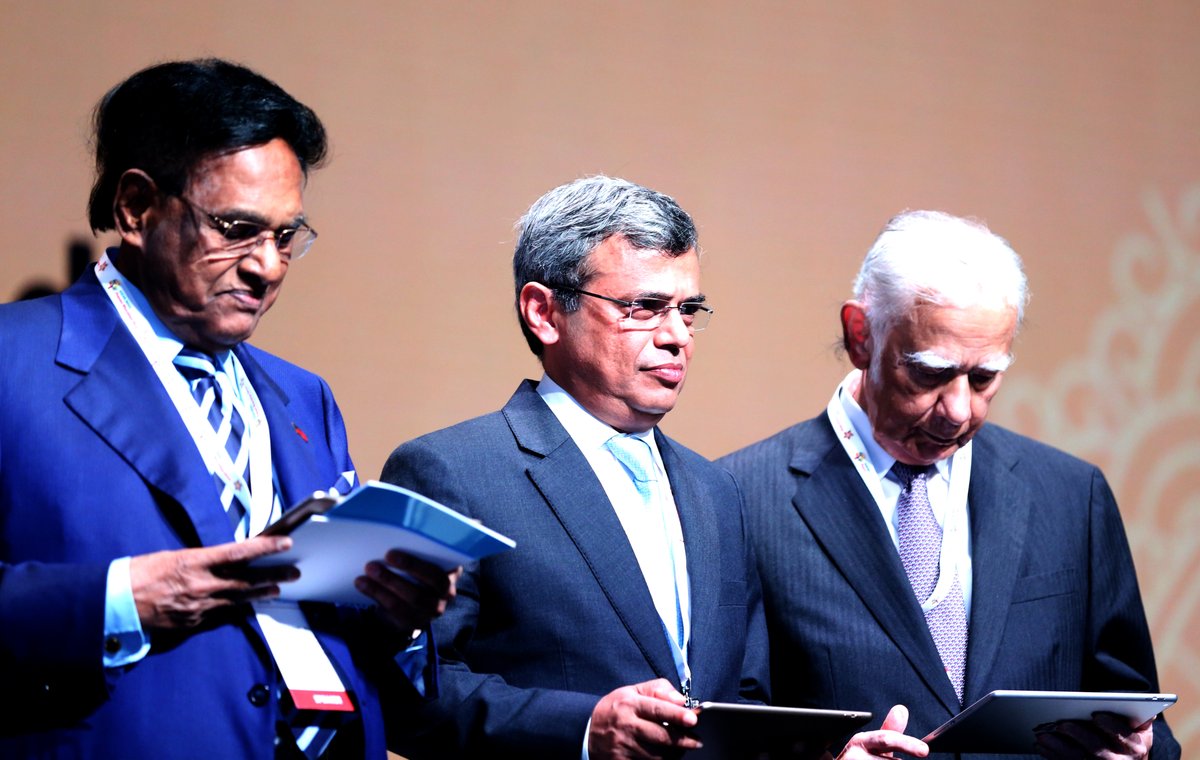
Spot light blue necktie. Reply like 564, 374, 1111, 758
605, 434, 689, 684
174, 348, 249, 535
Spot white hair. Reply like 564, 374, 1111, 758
853, 209, 1029, 339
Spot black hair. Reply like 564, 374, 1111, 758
87, 58, 328, 232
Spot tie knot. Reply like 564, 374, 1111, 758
605, 434, 656, 484
174, 348, 219, 379
890, 462, 932, 488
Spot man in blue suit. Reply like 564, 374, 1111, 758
0, 59, 457, 758
719, 210, 1180, 760
380, 176, 925, 760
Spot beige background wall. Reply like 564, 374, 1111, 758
3, 1, 1196, 749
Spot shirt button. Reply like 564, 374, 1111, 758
247, 683, 271, 706
104, 636, 121, 656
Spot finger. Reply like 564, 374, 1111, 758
383, 550, 456, 593
364, 561, 452, 613
880, 704, 910, 733
205, 535, 294, 567
844, 729, 929, 759
634, 693, 697, 728
635, 677, 687, 703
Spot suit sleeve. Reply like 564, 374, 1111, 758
1083, 469, 1180, 760
379, 438, 600, 759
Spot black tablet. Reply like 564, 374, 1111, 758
923, 690, 1177, 754
688, 702, 872, 759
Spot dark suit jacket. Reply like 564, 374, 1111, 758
380, 380, 770, 759
718, 415, 1180, 760
0, 270, 416, 758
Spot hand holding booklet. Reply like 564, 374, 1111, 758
253, 480, 516, 605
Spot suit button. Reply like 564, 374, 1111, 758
248, 683, 271, 706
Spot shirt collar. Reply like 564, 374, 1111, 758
836, 370, 954, 482
536, 373, 656, 453
107, 247, 234, 369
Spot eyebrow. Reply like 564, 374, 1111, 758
216, 208, 307, 228
634, 291, 707, 303
904, 350, 1013, 374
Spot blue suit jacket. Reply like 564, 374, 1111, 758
0, 270, 413, 758
718, 415, 1180, 760
380, 381, 770, 759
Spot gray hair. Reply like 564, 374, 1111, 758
852, 209, 1029, 341
513, 175, 698, 356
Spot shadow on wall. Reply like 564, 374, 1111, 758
11, 239, 93, 302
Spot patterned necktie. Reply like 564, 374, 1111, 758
605, 435, 688, 677
892, 462, 968, 703
174, 348, 249, 535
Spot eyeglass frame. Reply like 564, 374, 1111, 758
174, 194, 318, 260
547, 284, 714, 331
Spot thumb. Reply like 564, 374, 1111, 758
880, 704, 910, 734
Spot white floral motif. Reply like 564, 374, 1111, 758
992, 186, 1200, 747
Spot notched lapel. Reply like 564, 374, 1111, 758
235, 347, 323, 504
508, 382, 681, 683
789, 421, 962, 713
62, 324, 235, 548
657, 432, 720, 694
961, 428, 1032, 700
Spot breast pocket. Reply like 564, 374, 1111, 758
1011, 568, 1081, 604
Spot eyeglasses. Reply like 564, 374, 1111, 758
176, 195, 318, 260
550, 285, 714, 331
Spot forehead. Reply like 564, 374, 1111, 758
885, 302, 1017, 365
586, 236, 700, 293
186, 139, 305, 216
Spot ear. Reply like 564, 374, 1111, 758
840, 300, 872, 370
519, 282, 562, 348
113, 169, 161, 249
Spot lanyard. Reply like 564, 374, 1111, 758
824, 386, 971, 614
95, 253, 277, 538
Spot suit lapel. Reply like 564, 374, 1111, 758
657, 431, 719, 695
58, 271, 235, 547
234, 346, 323, 505
961, 426, 1031, 701
790, 418, 961, 712
504, 382, 681, 683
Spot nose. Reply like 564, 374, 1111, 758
239, 236, 289, 285
938, 374, 972, 426
654, 307, 694, 349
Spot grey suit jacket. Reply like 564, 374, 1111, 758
381, 380, 770, 759
718, 415, 1179, 760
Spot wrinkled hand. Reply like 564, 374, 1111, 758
130, 535, 297, 629
1034, 712, 1154, 760
832, 705, 929, 760
353, 550, 460, 636
588, 678, 700, 759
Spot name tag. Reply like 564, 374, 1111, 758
254, 600, 355, 712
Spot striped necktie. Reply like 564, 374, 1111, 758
892, 462, 968, 703
173, 348, 249, 536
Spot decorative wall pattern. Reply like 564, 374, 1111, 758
994, 185, 1200, 748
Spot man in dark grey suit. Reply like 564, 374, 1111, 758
719, 210, 1179, 760
379, 177, 923, 760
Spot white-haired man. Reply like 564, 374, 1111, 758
719, 210, 1179, 760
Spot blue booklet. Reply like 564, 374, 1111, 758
256, 480, 516, 605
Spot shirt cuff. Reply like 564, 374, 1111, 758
103, 556, 151, 668
582, 717, 592, 760
395, 629, 429, 697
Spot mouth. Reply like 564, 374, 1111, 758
222, 289, 266, 311
919, 429, 963, 447
643, 363, 686, 385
